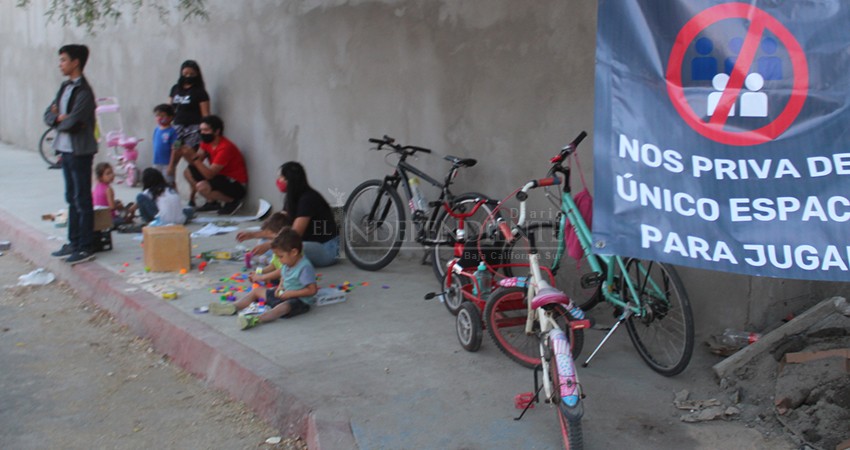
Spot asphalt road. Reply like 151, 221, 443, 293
0, 250, 305, 450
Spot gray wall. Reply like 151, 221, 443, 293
1, 0, 841, 335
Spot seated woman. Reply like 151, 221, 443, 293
237, 162, 339, 267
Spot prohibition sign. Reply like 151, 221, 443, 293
666, 3, 809, 146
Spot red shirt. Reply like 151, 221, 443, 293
200, 136, 248, 184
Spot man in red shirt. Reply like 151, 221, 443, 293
181, 115, 248, 215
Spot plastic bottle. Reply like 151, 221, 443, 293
409, 177, 428, 212
719, 328, 761, 347
474, 261, 491, 297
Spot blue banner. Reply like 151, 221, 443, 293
593, 0, 850, 281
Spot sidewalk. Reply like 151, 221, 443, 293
0, 142, 793, 449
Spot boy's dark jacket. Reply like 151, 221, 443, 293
43, 76, 98, 156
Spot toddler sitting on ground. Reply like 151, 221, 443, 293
209, 228, 318, 330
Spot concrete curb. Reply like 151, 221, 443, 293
0, 208, 356, 449
307, 411, 358, 450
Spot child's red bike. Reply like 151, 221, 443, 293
426, 197, 585, 360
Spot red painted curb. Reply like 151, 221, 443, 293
0, 208, 356, 448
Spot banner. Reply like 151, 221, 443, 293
593, 1, 850, 281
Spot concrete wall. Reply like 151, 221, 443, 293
1, 0, 841, 334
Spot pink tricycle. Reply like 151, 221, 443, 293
96, 97, 141, 186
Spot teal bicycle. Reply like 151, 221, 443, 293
487, 131, 695, 377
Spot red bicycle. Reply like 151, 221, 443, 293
426, 196, 585, 360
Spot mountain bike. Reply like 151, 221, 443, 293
491, 131, 695, 376
343, 135, 493, 281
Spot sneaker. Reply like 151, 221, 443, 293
51, 244, 75, 259
196, 201, 221, 213
218, 200, 243, 216
117, 223, 144, 234
209, 302, 237, 316
66, 250, 95, 265
238, 314, 260, 330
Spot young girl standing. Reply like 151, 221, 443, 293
169, 60, 210, 207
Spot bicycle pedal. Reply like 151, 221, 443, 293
580, 272, 604, 288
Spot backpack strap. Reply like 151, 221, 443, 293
568, 150, 589, 191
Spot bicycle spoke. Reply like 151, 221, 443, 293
623, 260, 694, 376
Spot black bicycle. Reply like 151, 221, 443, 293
343, 135, 493, 281
39, 126, 62, 168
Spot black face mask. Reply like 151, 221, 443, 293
180, 75, 197, 86
199, 133, 215, 144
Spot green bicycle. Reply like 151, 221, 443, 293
490, 131, 695, 376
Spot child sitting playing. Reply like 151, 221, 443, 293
209, 228, 318, 330
93, 162, 134, 227
247, 212, 293, 285
135, 168, 194, 226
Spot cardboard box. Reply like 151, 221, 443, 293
143, 225, 191, 272
93, 207, 112, 231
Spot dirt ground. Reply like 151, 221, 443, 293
0, 251, 306, 450
714, 316, 850, 450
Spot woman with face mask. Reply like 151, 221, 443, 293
169, 60, 211, 207
235, 162, 339, 267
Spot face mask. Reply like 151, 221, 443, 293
276, 178, 287, 193
199, 133, 215, 144
180, 75, 197, 86
157, 117, 170, 126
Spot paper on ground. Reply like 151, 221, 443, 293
191, 199, 272, 224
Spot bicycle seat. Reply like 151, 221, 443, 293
444, 155, 477, 168
531, 285, 571, 310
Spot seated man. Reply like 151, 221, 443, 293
182, 114, 248, 215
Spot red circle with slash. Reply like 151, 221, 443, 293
666, 3, 809, 146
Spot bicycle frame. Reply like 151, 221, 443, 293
525, 251, 559, 401
376, 157, 461, 246
520, 169, 666, 319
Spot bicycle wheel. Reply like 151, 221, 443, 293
555, 401, 584, 450
456, 302, 483, 352
549, 335, 584, 450
502, 221, 602, 311
485, 287, 584, 368
443, 271, 468, 315
621, 259, 694, 376
39, 127, 61, 167
343, 180, 405, 271
429, 192, 495, 282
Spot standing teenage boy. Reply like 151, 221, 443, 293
44, 44, 98, 265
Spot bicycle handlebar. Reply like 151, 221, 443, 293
515, 177, 561, 228
369, 135, 432, 155
440, 196, 496, 220
550, 131, 587, 164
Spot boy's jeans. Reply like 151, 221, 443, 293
62, 153, 94, 251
